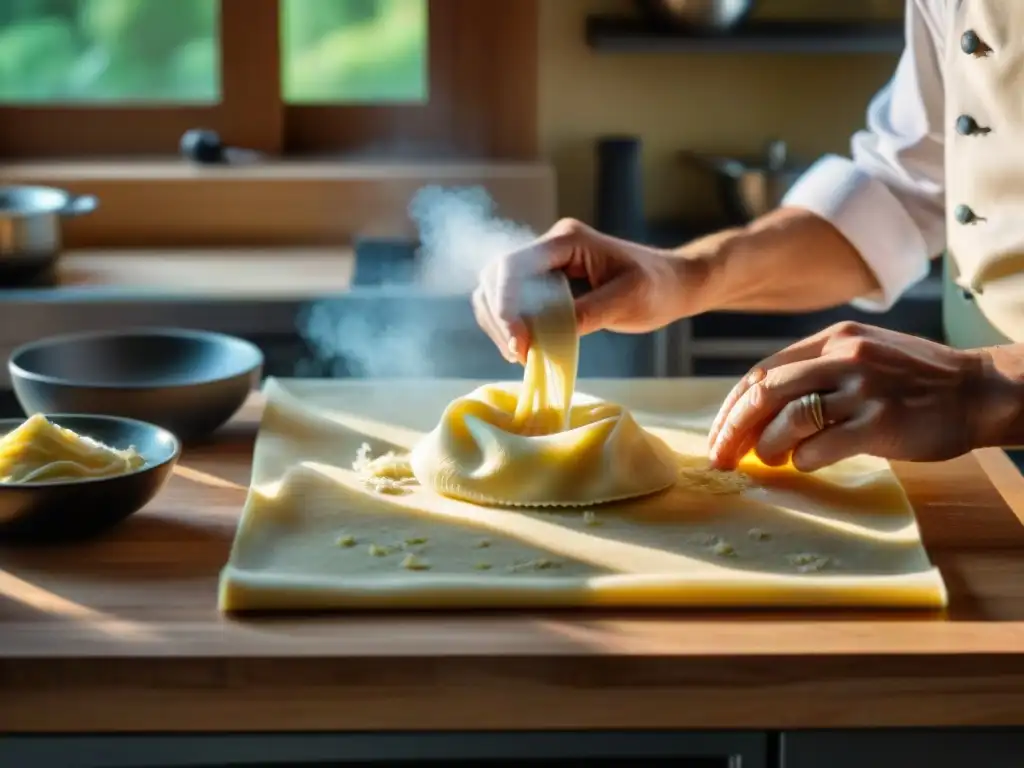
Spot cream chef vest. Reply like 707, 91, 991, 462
944, 1, 1024, 348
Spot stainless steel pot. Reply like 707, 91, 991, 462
680, 140, 809, 224
0, 185, 99, 285
637, 0, 754, 31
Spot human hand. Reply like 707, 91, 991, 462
706, 322, 989, 472
472, 218, 705, 363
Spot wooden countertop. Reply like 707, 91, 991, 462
58, 248, 357, 297
5, 248, 358, 300
4, 396, 1024, 733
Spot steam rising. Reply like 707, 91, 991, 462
296, 186, 536, 378
411, 185, 537, 292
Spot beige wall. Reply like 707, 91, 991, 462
538, 0, 904, 225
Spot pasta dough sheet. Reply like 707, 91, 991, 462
218, 377, 948, 612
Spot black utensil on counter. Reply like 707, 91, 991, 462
179, 129, 263, 166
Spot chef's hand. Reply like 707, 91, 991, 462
707, 322, 989, 472
473, 218, 704, 363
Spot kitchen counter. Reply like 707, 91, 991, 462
0, 248, 357, 300
3, 393, 1024, 737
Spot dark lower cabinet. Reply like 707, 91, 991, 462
693, 300, 943, 344
693, 358, 759, 377
154, 761, 727, 768
0, 732, 766, 767
692, 256, 944, 344
780, 729, 1024, 768
8, 723, 1024, 767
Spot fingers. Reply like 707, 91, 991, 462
707, 367, 766, 452
492, 257, 536, 363
790, 402, 881, 472
472, 285, 520, 363
504, 318, 529, 364
707, 330, 844, 451
754, 390, 859, 466
476, 225, 584, 361
709, 357, 849, 469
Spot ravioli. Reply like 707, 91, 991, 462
409, 273, 680, 507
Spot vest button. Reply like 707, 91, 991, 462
961, 288, 974, 301
960, 30, 991, 56
955, 204, 983, 225
956, 114, 990, 136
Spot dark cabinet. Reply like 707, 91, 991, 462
153, 760, 732, 768
691, 253, 945, 348
1, 732, 768, 767
693, 295, 943, 344
692, 358, 760, 377
680, 267, 944, 377
781, 729, 1024, 768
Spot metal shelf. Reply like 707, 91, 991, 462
586, 16, 904, 55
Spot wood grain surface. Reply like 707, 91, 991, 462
0, 161, 557, 249
3, 394, 1024, 732
55, 248, 356, 298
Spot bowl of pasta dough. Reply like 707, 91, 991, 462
0, 413, 180, 542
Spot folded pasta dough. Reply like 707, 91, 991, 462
410, 273, 679, 507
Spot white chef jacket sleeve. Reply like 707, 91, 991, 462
781, 0, 947, 312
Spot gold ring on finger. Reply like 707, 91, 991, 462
800, 392, 826, 432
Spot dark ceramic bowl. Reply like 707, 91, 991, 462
0, 414, 180, 542
8, 328, 263, 442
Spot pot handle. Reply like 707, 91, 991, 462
60, 194, 99, 218
678, 149, 746, 177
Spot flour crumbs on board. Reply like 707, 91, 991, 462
347, 438, 843, 577
352, 442, 416, 495
350, 440, 776, 570
354, 441, 752, 501
675, 453, 752, 495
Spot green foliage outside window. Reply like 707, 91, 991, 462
0, 0, 426, 104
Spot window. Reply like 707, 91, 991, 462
0, 0, 537, 159
0, 0, 220, 103
281, 0, 427, 104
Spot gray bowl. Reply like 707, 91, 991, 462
8, 328, 263, 443
0, 414, 180, 542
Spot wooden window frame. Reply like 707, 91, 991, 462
0, 0, 538, 160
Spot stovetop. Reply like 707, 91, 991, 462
351, 237, 420, 287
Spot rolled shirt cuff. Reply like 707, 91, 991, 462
782, 154, 932, 312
